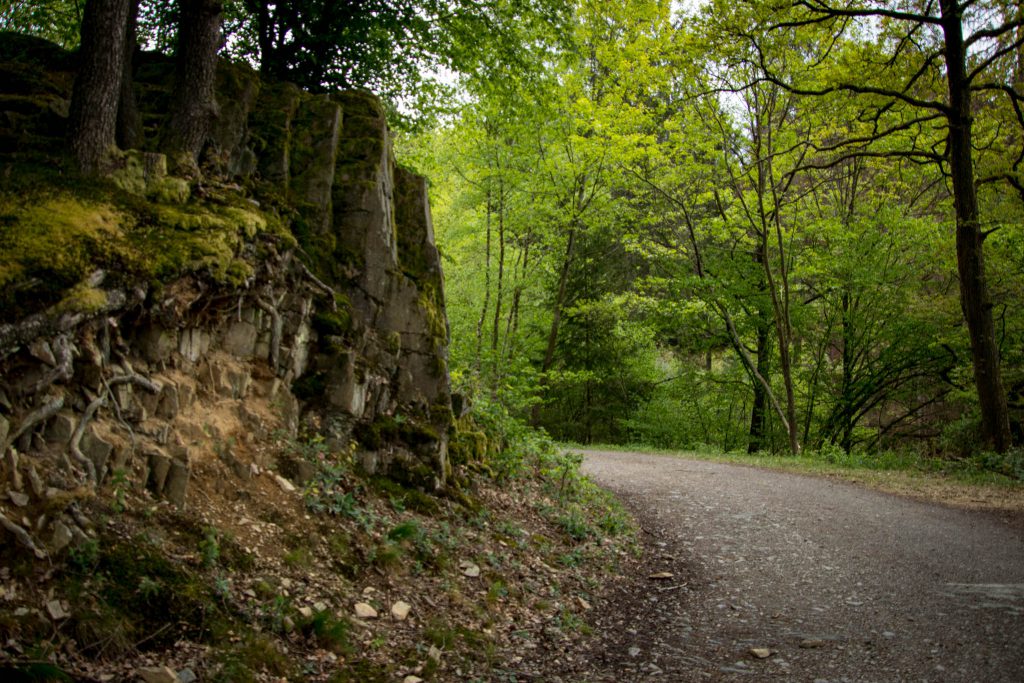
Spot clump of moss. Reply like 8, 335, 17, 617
417, 281, 448, 342
0, 194, 131, 316
312, 308, 352, 337
450, 429, 489, 466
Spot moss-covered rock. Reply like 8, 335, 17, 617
0, 30, 454, 493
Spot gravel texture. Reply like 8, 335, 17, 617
545, 450, 1024, 682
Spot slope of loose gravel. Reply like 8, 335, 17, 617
543, 450, 1024, 682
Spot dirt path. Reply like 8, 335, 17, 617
543, 450, 1024, 682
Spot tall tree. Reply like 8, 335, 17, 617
160, 0, 223, 171
751, 0, 1022, 451
66, 0, 131, 173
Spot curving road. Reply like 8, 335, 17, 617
548, 450, 1024, 682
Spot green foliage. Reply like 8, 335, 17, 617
970, 449, 1024, 481
305, 610, 353, 654
199, 527, 221, 568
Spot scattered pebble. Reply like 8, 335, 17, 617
354, 602, 378, 619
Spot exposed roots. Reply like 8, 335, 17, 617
3, 395, 65, 454
297, 260, 337, 311
69, 393, 105, 484
255, 295, 283, 371
25, 334, 75, 395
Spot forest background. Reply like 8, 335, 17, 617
5, 0, 1023, 470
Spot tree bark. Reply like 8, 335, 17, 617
161, 0, 223, 169
940, 0, 1012, 452
474, 187, 492, 372
492, 176, 506, 354
67, 0, 131, 174
115, 0, 142, 150
531, 222, 577, 427
747, 314, 771, 453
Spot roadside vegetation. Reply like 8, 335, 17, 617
1, 405, 635, 681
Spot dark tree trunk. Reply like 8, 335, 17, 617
940, 0, 1012, 452
747, 316, 771, 453
245, 0, 277, 78
115, 0, 142, 150
474, 187, 492, 372
530, 222, 577, 427
161, 0, 223, 169
67, 0, 131, 174
491, 176, 505, 354
839, 291, 855, 454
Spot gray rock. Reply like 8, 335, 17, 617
80, 430, 113, 477
178, 329, 209, 363
138, 666, 178, 683
277, 454, 316, 486
164, 459, 189, 507
222, 319, 259, 358
252, 81, 303, 185
218, 446, 251, 481
325, 354, 367, 417
28, 339, 56, 366
178, 669, 197, 683
147, 450, 172, 493
45, 600, 69, 621
7, 490, 29, 507
156, 383, 180, 420
138, 325, 178, 364
45, 412, 75, 444
211, 60, 261, 179
48, 520, 73, 554
291, 94, 342, 235
227, 367, 251, 398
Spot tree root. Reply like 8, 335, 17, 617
0, 277, 142, 359
297, 260, 337, 311
25, 334, 75, 395
108, 372, 162, 394
255, 296, 283, 371
3, 395, 64, 454
0, 510, 46, 559
69, 393, 104, 484
69, 373, 160, 484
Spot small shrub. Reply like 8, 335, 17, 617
199, 527, 221, 568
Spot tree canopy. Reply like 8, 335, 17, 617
3, 0, 1021, 461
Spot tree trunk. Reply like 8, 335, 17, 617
541, 223, 577, 375
531, 222, 578, 427
474, 187, 492, 372
839, 291, 855, 453
940, 0, 1012, 452
67, 0, 131, 174
491, 176, 506, 354
115, 0, 142, 150
161, 0, 223, 170
747, 315, 771, 453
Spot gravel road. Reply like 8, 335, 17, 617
546, 449, 1024, 682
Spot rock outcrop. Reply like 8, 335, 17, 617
0, 33, 453, 557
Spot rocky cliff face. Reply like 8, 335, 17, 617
0, 34, 453, 557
